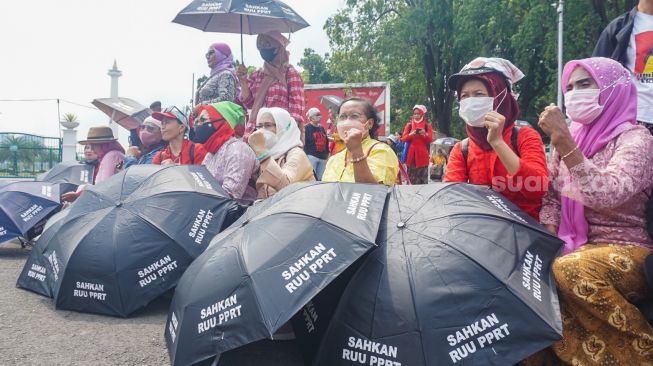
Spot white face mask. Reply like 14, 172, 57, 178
260, 128, 278, 149
459, 97, 493, 127
458, 89, 507, 127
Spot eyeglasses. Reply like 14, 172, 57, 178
336, 112, 366, 122
205, 50, 215, 58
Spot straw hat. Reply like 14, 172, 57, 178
78, 126, 117, 145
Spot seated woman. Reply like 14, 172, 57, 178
531, 57, 653, 365
248, 107, 315, 199
123, 116, 166, 168
62, 127, 125, 202
322, 97, 398, 185
152, 106, 206, 165
444, 57, 548, 220
78, 126, 125, 184
191, 101, 258, 201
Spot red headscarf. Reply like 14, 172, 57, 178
456, 72, 520, 151
195, 105, 236, 154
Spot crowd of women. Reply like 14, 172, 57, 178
67, 27, 653, 363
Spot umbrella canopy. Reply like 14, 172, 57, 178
0, 181, 61, 243
173, 0, 310, 34
91, 97, 152, 130
433, 137, 460, 147
16, 209, 70, 297
319, 95, 343, 112
16, 165, 241, 317
294, 183, 564, 366
37, 162, 94, 185
164, 182, 389, 366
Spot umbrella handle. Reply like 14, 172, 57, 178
240, 15, 244, 64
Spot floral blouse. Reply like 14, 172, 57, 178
196, 70, 238, 105
540, 125, 653, 250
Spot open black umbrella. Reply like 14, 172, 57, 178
173, 0, 310, 61
37, 162, 94, 186
16, 165, 241, 317
0, 181, 61, 244
164, 182, 389, 366
16, 209, 70, 296
294, 183, 564, 366
92, 97, 152, 130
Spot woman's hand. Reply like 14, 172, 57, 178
247, 130, 268, 157
343, 128, 364, 156
126, 146, 141, 158
61, 192, 78, 203
236, 65, 248, 82
484, 111, 506, 147
544, 224, 559, 237
538, 104, 571, 146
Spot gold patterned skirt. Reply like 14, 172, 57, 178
523, 243, 653, 365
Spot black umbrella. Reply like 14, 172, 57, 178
37, 161, 95, 185
16, 165, 241, 317
91, 97, 152, 130
37, 161, 95, 194
16, 209, 70, 297
164, 182, 389, 366
294, 183, 564, 366
172, 0, 310, 61
0, 181, 61, 244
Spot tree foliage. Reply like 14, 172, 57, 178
323, 0, 634, 138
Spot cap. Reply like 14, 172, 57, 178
448, 57, 525, 91
152, 106, 188, 128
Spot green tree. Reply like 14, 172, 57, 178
298, 48, 341, 84
324, 0, 636, 138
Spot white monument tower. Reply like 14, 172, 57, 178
107, 59, 122, 138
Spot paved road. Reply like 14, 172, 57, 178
0, 240, 305, 366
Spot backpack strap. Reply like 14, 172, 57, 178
189, 143, 195, 164
459, 124, 522, 175
461, 138, 469, 173
511, 125, 522, 157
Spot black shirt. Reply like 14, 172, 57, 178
304, 123, 329, 159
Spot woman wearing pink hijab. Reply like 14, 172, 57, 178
531, 57, 653, 364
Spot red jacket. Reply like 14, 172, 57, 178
152, 140, 207, 165
401, 122, 433, 168
443, 127, 548, 221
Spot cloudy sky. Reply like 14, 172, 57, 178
0, 0, 344, 144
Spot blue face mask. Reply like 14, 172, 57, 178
259, 48, 277, 63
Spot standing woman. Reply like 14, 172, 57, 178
248, 107, 315, 199
196, 42, 240, 106
236, 31, 305, 141
401, 105, 433, 184
444, 57, 548, 221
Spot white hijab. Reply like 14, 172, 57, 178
257, 107, 302, 160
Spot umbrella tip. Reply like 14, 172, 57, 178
397, 222, 406, 229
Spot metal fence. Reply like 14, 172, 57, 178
0, 132, 63, 178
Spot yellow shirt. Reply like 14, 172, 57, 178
322, 137, 399, 185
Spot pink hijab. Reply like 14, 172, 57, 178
557, 57, 638, 255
